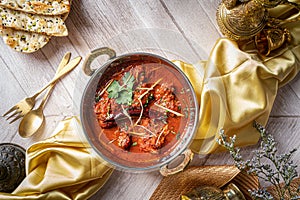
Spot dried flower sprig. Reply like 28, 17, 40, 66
217, 121, 300, 200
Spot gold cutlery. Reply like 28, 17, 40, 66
18, 52, 71, 137
3, 53, 82, 124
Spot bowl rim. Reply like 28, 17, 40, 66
80, 51, 199, 172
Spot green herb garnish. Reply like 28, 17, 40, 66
107, 72, 135, 105
131, 142, 137, 147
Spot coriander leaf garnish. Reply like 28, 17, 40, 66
116, 90, 133, 105
122, 71, 135, 89
107, 80, 121, 99
131, 142, 137, 147
107, 72, 135, 105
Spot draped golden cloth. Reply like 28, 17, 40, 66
1, 2, 299, 199
0, 117, 113, 200
175, 3, 300, 154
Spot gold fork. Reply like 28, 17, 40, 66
3, 52, 73, 123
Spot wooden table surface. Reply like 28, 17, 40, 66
1, 1, 299, 199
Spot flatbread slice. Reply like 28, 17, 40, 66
0, 0, 70, 15
0, 25, 50, 53
0, 6, 68, 36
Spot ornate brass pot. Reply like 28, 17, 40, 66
217, 0, 268, 41
217, 0, 300, 56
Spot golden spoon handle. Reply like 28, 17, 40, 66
32, 56, 82, 99
37, 52, 72, 109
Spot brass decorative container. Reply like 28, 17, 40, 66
216, 0, 300, 56
181, 183, 246, 200
255, 0, 282, 8
217, 0, 268, 41
0, 143, 26, 193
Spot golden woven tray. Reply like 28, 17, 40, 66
150, 165, 259, 200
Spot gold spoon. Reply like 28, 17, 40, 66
18, 52, 71, 137
18, 54, 82, 138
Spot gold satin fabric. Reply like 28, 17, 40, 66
0, 2, 300, 199
175, 3, 300, 154
0, 117, 113, 200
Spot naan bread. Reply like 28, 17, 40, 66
0, 25, 50, 53
0, 0, 70, 15
0, 6, 68, 36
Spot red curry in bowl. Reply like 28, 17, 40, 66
94, 62, 186, 154
81, 51, 198, 171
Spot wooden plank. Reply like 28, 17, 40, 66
162, 0, 222, 58
271, 83, 300, 116
289, 73, 300, 98
91, 171, 162, 200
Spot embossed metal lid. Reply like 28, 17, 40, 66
181, 183, 246, 200
217, 1, 268, 41
255, 0, 282, 8
0, 143, 26, 193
